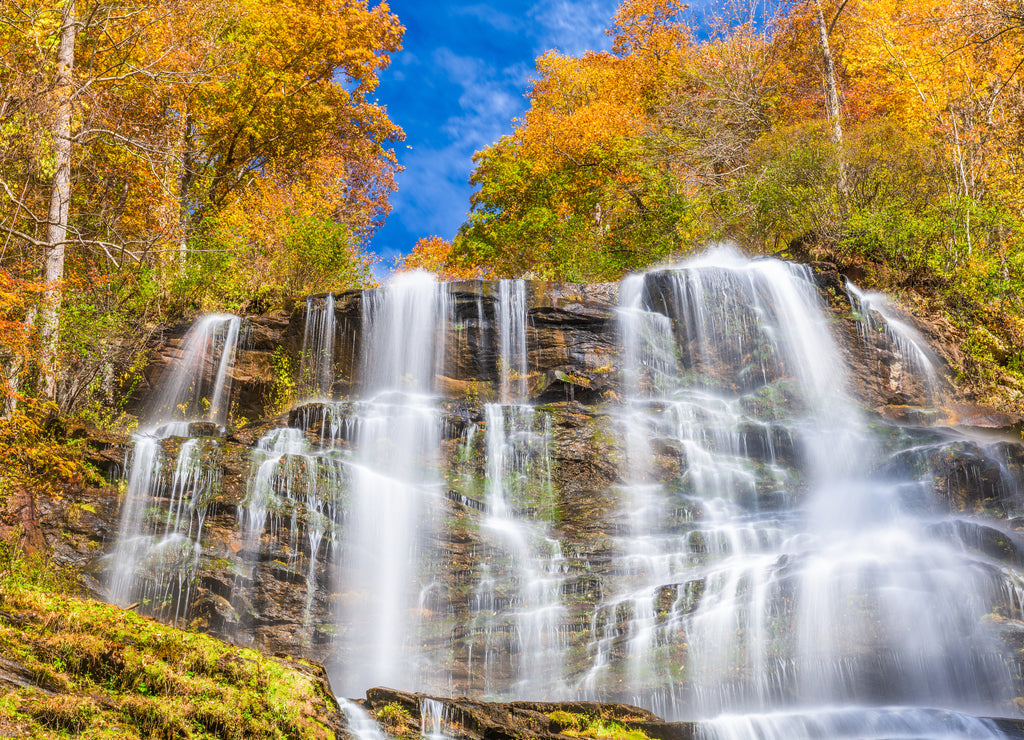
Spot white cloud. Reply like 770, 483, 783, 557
454, 4, 526, 33
433, 48, 529, 150
389, 145, 473, 237
527, 0, 619, 55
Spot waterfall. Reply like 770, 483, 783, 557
335, 270, 449, 694
238, 425, 344, 635
497, 279, 529, 402
107, 250, 1024, 739
471, 403, 565, 695
301, 294, 337, 398
107, 314, 240, 617
338, 699, 390, 740
603, 248, 1017, 733
145, 314, 240, 427
846, 280, 943, 405
421, 697, 459, 740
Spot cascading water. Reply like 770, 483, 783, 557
335, 270, 449, 695
239, 425, 344, 634
601, 248, 1018, 736
456, 279, 571, 696
470, 403, 566, 695
497, 279, 529, 403
846, 280, 943, 405
107, 249, 1024, 739
107, 314, 240, 619
420, 697, 458, 740
145, 313, 240, 426
301, 293, 337, 398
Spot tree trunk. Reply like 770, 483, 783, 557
40, 0, 79, 401
814, 0, 848, 197
179, 104, 194, 259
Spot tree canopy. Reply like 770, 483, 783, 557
1, 0, 403, 411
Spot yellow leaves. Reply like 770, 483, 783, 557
191, 0, 403, 212
400, 236, 488, 281
609, 0, 691, 59
519, 51, 658, 176
0, 270, 43, 401
0, 398, 102, 504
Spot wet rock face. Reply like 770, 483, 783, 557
25, 270, 1024, 707
126, 310, 300, 424
358, 686, 685, 740
127, 272, 951, 421
440, 281, 621, 404
33, 410, 1024, 693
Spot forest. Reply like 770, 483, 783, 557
2, 0, 1023, 425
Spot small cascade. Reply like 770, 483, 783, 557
335, 270, 450, 695
301, 294, 337, 398
239, 425, 345, 633
846, 281, 943, 405
420, 697, 459, 740
470, 403, 566, 696
338, 699, 390, 740
497, 279, 529, 401
107, 314, 240, 619
146, 314, 240, 426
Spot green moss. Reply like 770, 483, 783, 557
549, 710, 588, 733
375, 702, 412, 736
548, 711, 652, 740
0, 540, 339, 739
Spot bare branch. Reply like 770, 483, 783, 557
828, 0, 854, 36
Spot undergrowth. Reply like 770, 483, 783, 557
0, 533, 339, 738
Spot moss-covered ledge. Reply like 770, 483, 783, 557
0, 580, 346, 739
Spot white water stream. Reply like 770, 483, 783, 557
105, 252, 1024, 739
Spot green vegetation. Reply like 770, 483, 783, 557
0, 535, 341, 739
547, 711, 652, 740
270, 347, 298, 415
375, 702, 413, 736
0, 399, 104, 510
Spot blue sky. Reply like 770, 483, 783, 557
368, 0, 621, 274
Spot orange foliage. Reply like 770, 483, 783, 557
609, 0, 691, 60
401, 236, 489, 281
0, 270, 43, 406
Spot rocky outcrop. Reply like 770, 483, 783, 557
126, 269, 1003, 421
126, 310, 299, 424
20, 267, 1024, 713
358, 686, 694, 740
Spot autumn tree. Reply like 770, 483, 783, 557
401, 236, 487, 281
175, 0, 403, 236
0, 0, 404, 411
453, 1, 694, 280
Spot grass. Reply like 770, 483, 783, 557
0, 534, 340, 739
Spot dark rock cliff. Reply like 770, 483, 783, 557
21, 267, 1024, 710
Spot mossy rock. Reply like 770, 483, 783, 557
0, 575, 345, 738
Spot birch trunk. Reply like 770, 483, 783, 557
41, 0, 78, 400
814, 0, 848, 197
